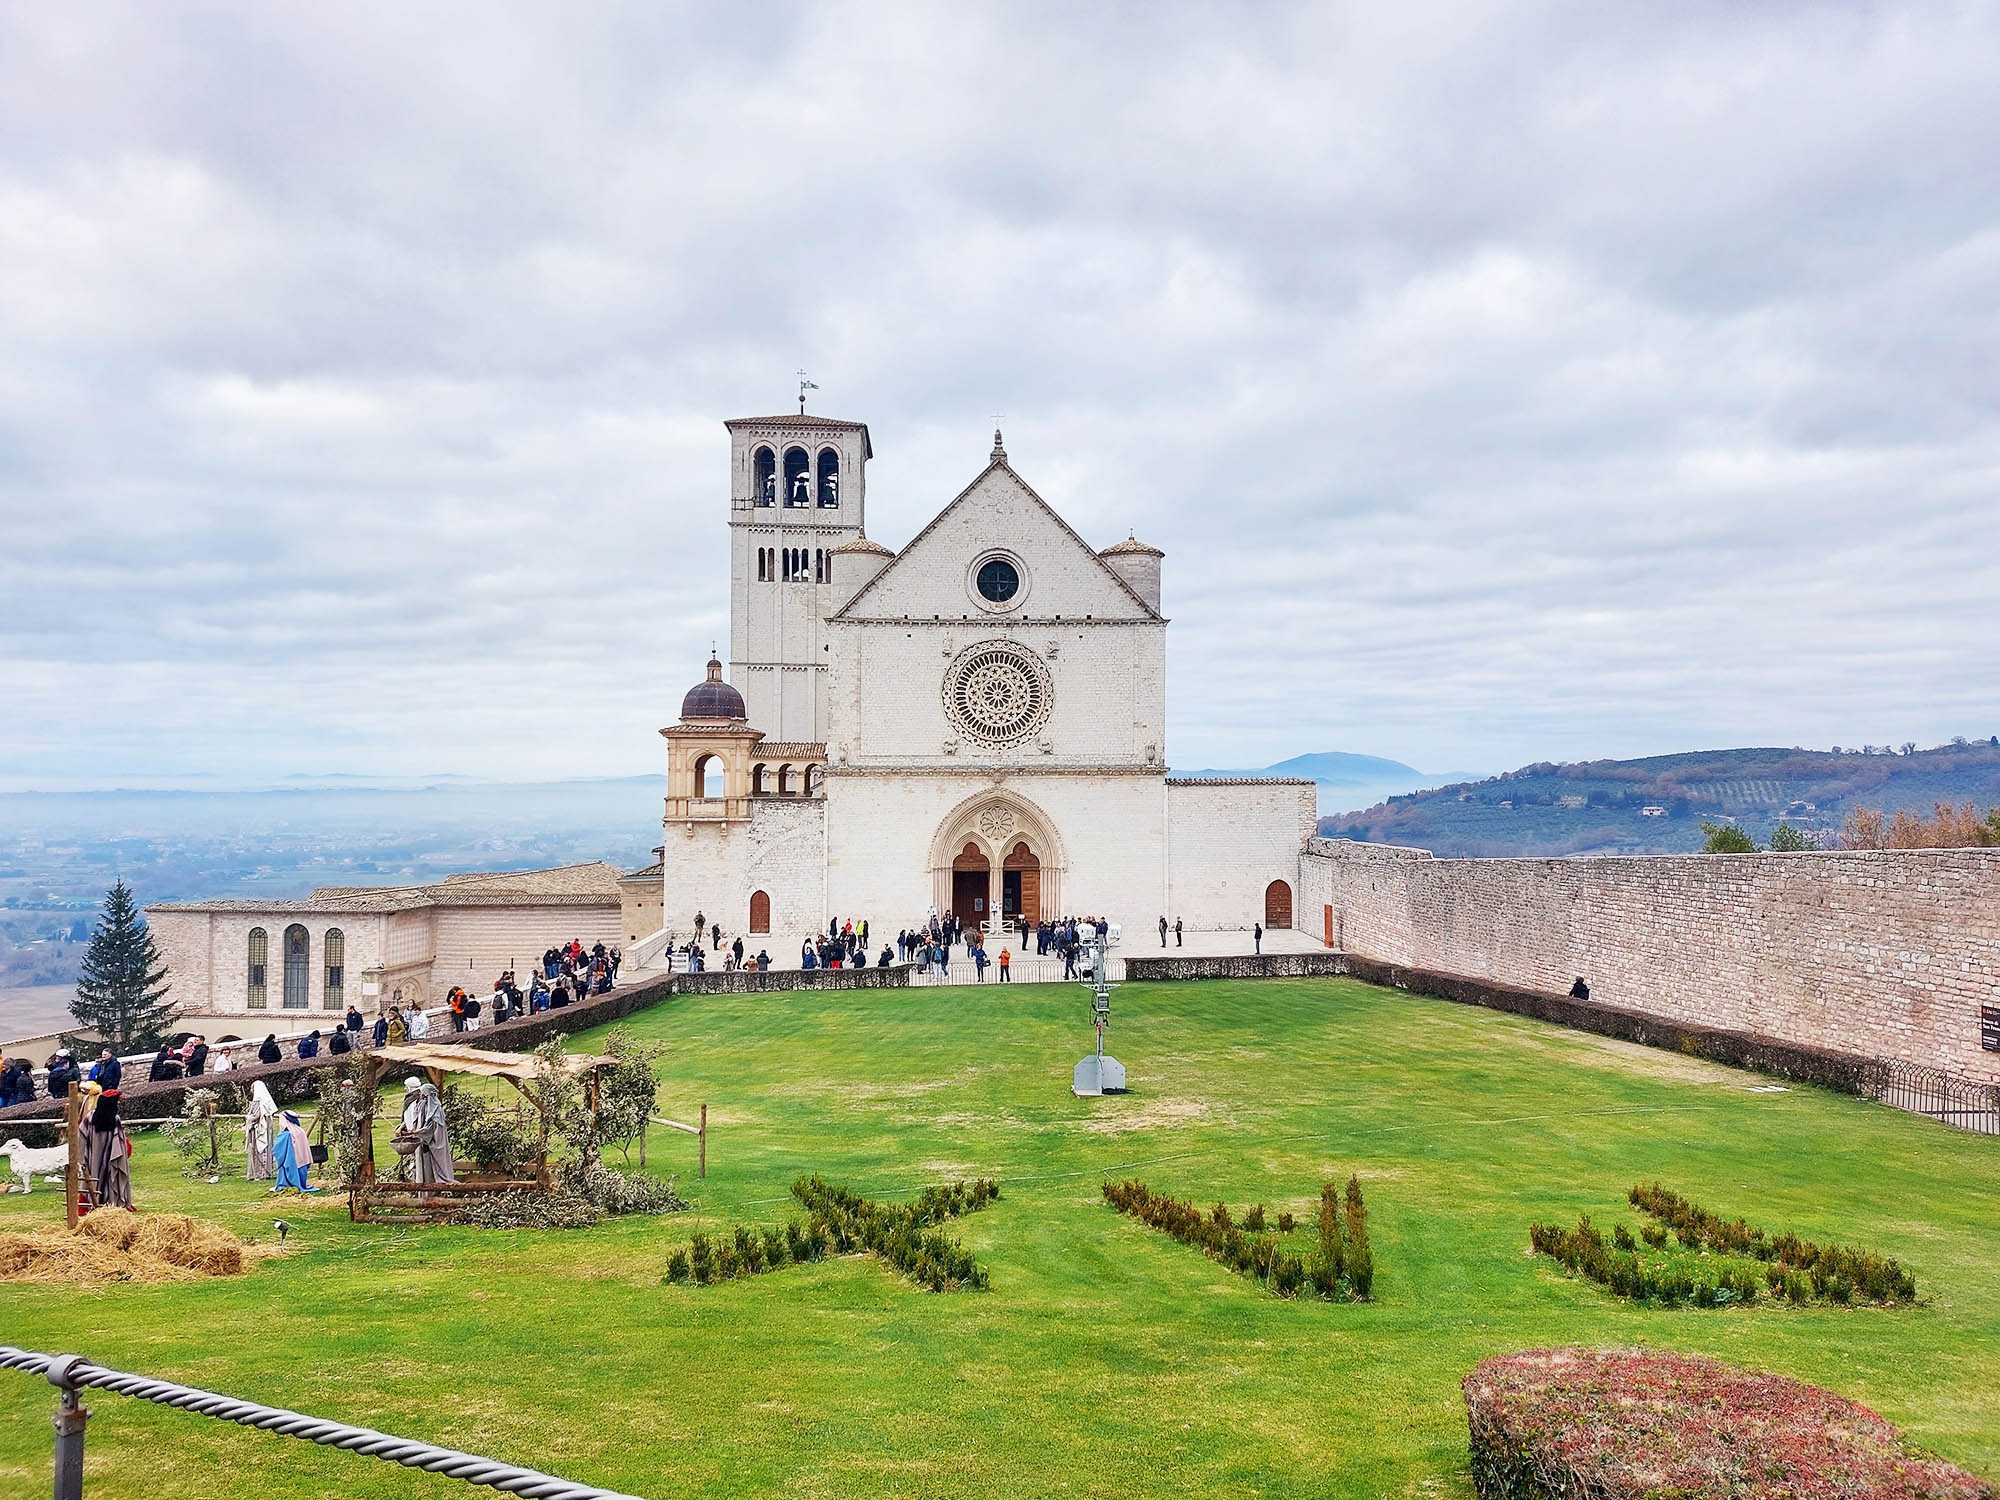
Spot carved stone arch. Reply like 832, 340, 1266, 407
926, 788, 1066, 924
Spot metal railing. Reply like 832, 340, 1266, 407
908, 951, 1124, 986
1, 1346, 651, 1500
1866, 1058, 2000, 1135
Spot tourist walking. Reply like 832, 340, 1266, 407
1253, 921, 1263, 954
1159, 915, 1168, 947
1174, 918, 1183, 947
998, 948, 1011, 983
258, 1034, 282, 1065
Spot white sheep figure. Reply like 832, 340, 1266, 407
1, 1138, 71, 1194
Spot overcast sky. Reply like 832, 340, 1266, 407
2, 2, 1997, 790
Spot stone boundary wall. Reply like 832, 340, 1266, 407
1337, 955, 1882, 1095
1124, 952, 1350, 982
0, 974, 679, 1136
673, 965, 910, 995
1297, 838, 2000, 1083
0, 965, 914, 1136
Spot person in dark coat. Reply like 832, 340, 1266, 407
94, 1049, 122, 1089
1569, 976, 1591, 1000
328, 1027, 351, 1056
147, 1047, 181, 1082
258, 1034, 282, 1065
372, 1013, 389, 1047
297, 1031, 320, 1059
186, 1038, 208, 1075
344, 1005, 364, 1034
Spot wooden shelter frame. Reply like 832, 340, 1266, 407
349, 1044, 615, 1223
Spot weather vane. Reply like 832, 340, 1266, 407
798, 370, 819, 414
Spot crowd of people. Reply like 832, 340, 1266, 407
0, 936, 626, 1111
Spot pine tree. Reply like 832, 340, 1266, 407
70, 879, 177, 1053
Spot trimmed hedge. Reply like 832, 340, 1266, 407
1529, 1183, 1915, 1307
667, 1176, 998, 1292
1463, 1347, 1991, 1500
1102, 1177, 1373, 1300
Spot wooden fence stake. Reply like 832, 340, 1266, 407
699, 1102, 706, 1179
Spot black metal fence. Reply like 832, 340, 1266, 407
1865, 1058, 2000, 1135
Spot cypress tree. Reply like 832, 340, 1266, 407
1344, 1174, 1374, 1298
70, 879, 177, 1053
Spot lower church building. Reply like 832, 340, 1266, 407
652, 413, 1317, 945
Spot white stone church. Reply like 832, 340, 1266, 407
142, 410, 1319, 1031
650, 411, 1316, 944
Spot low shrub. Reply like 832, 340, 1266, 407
675, 1177, 995, 1292
1463, 1347, 1989, 1499
1530, 1183, 1915, 1309
1104, 1177, 1372, 1302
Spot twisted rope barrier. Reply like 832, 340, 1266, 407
1, 1347, 651, 1500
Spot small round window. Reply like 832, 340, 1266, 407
976, 557, 1020, 604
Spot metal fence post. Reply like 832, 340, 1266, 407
46, 1354, 88, 1500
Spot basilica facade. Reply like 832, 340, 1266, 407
653, 412, 1317, 945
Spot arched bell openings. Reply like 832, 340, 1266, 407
817, 448, 840, 507
753, 446, 777, 505
783, 447, 811, 506
694, 753, 725, 798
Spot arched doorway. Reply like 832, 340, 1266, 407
1264, 880, 1293, 929
282, 923, 310, 1008
951, 841, 990, 928
1002, 840, 1041, 925
749, 890, 771, 934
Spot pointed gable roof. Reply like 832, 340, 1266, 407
832, 455, 1163, 621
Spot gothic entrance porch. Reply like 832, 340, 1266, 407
928, 791, 1066, 931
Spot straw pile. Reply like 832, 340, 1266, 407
0, 1208, 249, 1284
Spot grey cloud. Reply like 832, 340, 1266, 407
1, 0, 1997, 789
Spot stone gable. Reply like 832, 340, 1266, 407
835, 462, 1157, 623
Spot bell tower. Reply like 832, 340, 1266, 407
725, 411, 872, 742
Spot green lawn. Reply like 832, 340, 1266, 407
3, 977, 1997, 1499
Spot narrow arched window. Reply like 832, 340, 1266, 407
783, 447, 810, 506
756, 548, 767, 582
753, 446, 776, 505
752, 763, 769, 794
324, 928, 345, 1009
817, 448, 840, 506
247, 927, 268, 1009
283, 923, 310, 1009
695, 752, 724, 798
814, 548, 824, 583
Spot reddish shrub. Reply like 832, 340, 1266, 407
1463, 1347, 1990, 1500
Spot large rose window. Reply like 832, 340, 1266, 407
943, 641, 1052, 748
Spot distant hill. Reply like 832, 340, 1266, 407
1320, 740, 2000, 857
1179, 751, 1474, 812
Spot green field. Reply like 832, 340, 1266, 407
4, 977, 1997, 1499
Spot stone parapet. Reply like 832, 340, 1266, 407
1124, 952, 1349, 981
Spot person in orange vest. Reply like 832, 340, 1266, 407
449, 988, 467, 1033
997, 947, 1011, 983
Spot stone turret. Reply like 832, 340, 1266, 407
1099, 533, 1164, 612
827, 534, 896, 614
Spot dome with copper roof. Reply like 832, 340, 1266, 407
681, 656, 747, 721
